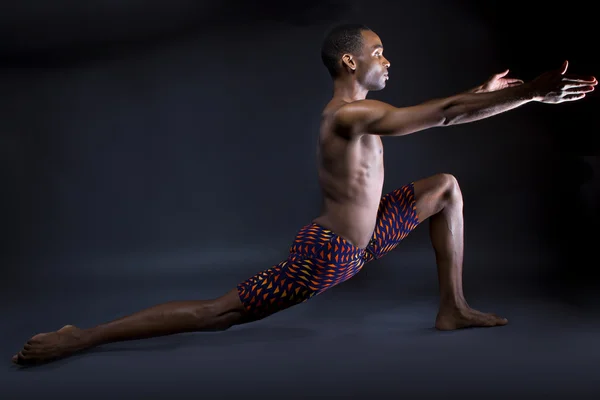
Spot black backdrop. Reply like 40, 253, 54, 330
2, 0, 597, 303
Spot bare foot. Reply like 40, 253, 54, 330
12, 325, 89, 365
435, 307, 508, 331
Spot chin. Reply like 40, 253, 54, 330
370, 83, 386, 91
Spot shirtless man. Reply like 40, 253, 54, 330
12, 23, 596, 365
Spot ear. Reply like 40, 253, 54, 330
341, 54, 356, 72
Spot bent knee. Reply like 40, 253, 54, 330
436, 173, 462, 203
436, 173, 458, 189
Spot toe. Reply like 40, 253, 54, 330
15, 351, 27, 364
484, 313, 508, 326
490, 313, 507, 323
59, 325, 77, 332
30, 333, 46, 341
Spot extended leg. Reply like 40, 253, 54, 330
413, 173, 507, 330
12, 288, 249, 365
12, 229, 338, 367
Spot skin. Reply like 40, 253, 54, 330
12, 29, 597, 366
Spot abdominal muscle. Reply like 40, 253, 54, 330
312, 131, 385, 249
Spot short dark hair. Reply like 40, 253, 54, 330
321, 23, 371, 78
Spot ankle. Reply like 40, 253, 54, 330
439, 293, 467, 311
80, 327, 103, 347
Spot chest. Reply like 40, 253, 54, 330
360, 134, 384, 156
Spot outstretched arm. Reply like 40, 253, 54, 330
335, 61, 596, 137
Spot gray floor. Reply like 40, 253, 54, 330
3, 278, 600, 399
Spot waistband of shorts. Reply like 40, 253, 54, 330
289, 222, 367, 261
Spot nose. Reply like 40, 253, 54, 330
383, 57, 390, 68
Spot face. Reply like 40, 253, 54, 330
343, 30, 391, 91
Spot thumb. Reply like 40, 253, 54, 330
560, 60, 568, 74
496, 69, 509, 78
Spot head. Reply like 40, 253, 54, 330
321, 24, 390, 91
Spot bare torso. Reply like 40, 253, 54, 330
312, 100, 385, 248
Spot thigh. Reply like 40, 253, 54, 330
237, 223, 366, 320
365, 182, 421, 261
236, 257, 318, 320
237, 254, 366, 320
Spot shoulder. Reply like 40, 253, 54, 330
333, 99, 395, 130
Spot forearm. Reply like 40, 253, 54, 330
464, 84, 484, 94
419, 84, 483, 106
440, 84, 536, 125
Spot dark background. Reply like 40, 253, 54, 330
2, 0, 598, 398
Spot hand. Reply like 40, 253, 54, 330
479, 69, 524, 93
529, 60, 597, 104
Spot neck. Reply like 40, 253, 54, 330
331, 76, 369, 102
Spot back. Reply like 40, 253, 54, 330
312, 100, 386, 248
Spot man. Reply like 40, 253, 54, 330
12, 23, 596, 365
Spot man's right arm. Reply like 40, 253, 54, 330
335, 61, 596, 138
334, 85, 534, 137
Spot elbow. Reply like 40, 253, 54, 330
437, 109, 454, 126
440, 116, 453, 126
440, 102, 461, 126
441, 115, 457, 126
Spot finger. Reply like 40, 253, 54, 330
562, 75, 597, 84
562, 93, 586, 101
507, 81, 524, 87
564, 86, 595, 94
562, 82, 597, 90
506, 79, 524, 84
560, 60, 569, 74
495, 69, 509, 78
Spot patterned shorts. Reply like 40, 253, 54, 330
236, 182, 420, 319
